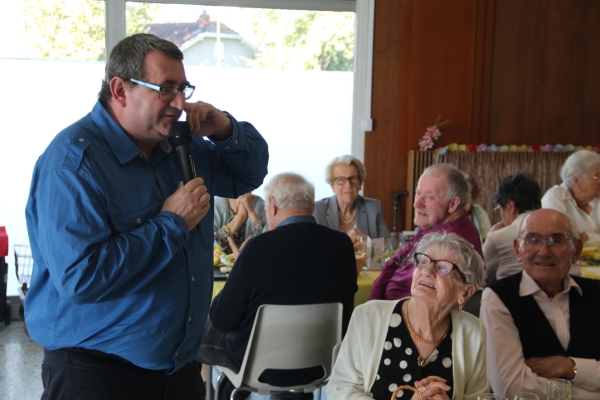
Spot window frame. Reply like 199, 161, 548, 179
104, 0, 374, 163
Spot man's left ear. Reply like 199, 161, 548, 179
448, 196, 461, 213
572, 238, 584, 263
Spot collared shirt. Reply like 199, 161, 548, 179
481, 271, 600, 398
277, 215, 317, 227
483, 213, 525, 284
369, 212, 483, 300
25, 100, 268, 373
542, 183, 600, 244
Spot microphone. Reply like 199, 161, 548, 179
170, 121, 197, 183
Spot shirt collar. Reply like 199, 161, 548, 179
91, 101, 171, 164
520, 269, 582, 298
277, 215, 316, 228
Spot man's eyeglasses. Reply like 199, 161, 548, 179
130, 79, 195, 102
517, 233, 573, 249
413, 252, 468, 283
333, 176, 361, 185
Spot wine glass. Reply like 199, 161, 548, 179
477, 394, 507, 400
513, 392, 539, 400
546, 379, 571, 400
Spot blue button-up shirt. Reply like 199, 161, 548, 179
25, 101, 268, 373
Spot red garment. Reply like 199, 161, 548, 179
369, 212, 483, 300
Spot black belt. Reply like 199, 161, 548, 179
49, 347, 132, 364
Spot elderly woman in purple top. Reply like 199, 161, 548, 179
370, 164, 484, 300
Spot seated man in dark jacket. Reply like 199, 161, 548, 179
199, 172, 358, 400
481, 209, 600, 399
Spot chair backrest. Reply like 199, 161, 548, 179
233, 302, 342, 392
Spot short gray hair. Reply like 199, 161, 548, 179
325, 155, 367, 186
99, 33, 184, 104
516, 210, 580, 240
422, 164, 469, 211
560, 150, 600, 188
264, 173, 315, 213
415, 231, 485, 290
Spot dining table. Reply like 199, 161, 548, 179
211, 269, 382, 309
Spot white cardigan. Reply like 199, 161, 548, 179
327, 299, 489, 400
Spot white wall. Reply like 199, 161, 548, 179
0, 59, 352, 295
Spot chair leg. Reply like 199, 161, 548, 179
215, 372, 227, 400
230, 387, 238, 400
206, 365, 213, 400
317, 387, 322, 400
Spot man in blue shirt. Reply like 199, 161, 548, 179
25, 33, 268, 400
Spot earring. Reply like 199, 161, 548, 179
458, 303, 463, 311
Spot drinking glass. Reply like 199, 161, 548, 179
477, 394, 507, 400
546, 379, 571, 400
477, 393, 508, 400
513, 392, 539, 400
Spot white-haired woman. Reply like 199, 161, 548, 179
327, 232, 489, 400
542, 149, 600, 244
314, 155, 390, 239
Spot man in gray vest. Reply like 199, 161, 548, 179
481, 209, 600, 399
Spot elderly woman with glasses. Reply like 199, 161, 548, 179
327, 232, 489, 400
542, 149, 600, 245
314, 155, 390, 240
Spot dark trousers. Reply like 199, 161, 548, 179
41, 348, 206, 400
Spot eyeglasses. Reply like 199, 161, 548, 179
129, 79, 195, 102
413, 252, 468, 283
584, 173, 600, 180
517, 233, 573, 249
333, 175, 361, 185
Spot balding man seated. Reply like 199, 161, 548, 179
481, 209, 600, 399
370, 164, 483, 300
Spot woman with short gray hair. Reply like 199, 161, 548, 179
314, 155, 390, 240
328, 231, 488, 400
542, 150, 600, 244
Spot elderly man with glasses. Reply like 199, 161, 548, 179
25, 33, 268, 399
480, 209, 600, 399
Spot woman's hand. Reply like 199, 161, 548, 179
412, 376, 451, 400
238, 193, 260, 222
227, 235, 253, 259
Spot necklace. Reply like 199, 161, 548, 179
404, 300, 448, 345
339, 209, 356, 224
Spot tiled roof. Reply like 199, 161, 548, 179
148, 13, 239, 47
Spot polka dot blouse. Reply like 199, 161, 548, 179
370, 299, 454, 400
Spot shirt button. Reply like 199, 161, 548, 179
188, 317, 192, 322
136, 218, 141, 223
225, 146, 230, 149
79, 138, 85, 142
235, 140, 238, 144
192, 276, 195, 281
175, 352, 178, 357
138, 154, 144, 158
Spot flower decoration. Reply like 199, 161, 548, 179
418, 116, 449, 151
437, 142, 598, 153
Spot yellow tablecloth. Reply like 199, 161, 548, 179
211, 270, 382, 309
581, 266, 600, 280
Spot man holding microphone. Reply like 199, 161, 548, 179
25, 33, 268, 399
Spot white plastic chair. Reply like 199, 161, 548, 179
209, 302, 343, 400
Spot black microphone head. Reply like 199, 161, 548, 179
170, 121, 192, 145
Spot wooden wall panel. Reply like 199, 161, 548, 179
488, 0, 600, 145
364, 0, 406, 232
